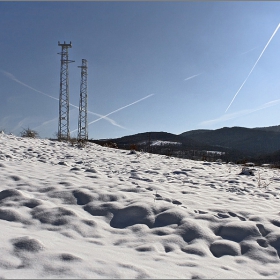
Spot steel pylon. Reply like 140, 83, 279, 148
77, 59, 88, 141
57, 41, 74, 141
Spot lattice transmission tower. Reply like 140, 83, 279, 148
78, 59, 88, 141
57, 41, 74, 141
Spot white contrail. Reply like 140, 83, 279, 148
201, 97, 280, 127
184, 73, 202, 81
68, 103, 126, 129
239, 46, 258, 56
33, 116, 58, 131
1, 70, 125, 129
11, 116, 36, 133
225, 23, 280, 113
0, 70, 59, 101
70, 94, 154, 134
87, 94, 154, 125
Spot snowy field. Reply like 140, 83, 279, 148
1, 132, 280, 279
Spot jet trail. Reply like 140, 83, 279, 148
1, 70, 125, 129
225, 23, 280, 113
184, 73, 202, 81
239, 46, 258, 56
1, 70, 59, 101
70, 94, 154, 134
201, 97, 280, 127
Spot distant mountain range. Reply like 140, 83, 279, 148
180, 126, 280, 156
89, 125, 280, 165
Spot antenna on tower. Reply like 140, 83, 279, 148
77, 59, 88, 142
57, 41, 74, 141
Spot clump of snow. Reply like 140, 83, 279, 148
0, 132, 280, 278
245, 162, 255, 167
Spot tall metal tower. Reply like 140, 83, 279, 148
57, 41, 74, 141
78, 59, 88, 141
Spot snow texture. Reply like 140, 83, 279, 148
0, 132, 280, 278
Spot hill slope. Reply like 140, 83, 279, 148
91, 131, 223, 151
180, 126, 280, 156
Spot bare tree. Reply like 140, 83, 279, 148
20, 127, 39, 138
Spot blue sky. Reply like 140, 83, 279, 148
1, 1, 280, 139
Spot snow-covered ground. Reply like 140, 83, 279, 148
1, 132, 280, 279
206, 151, 225, 156
138, 140, 182, 147
150, 140, 182, 146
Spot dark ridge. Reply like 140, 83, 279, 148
88, 125, 280, 163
